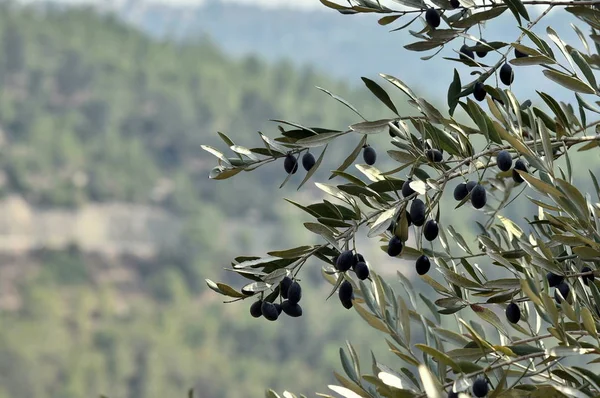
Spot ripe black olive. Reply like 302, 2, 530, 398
514, 48, 528, 58
454, 183, 468, 201
470, 184, 487, 209
425, 8, 441, 28
336, 250, 355, 272
287, 282, 302, 305
250, 300, 263, 318
280, 276, 293, 299
476, 39, 488, 58
500, 63, 514, 85
388, 236, 403, 257
496, 150, 512, 172
284, 154, 298, 174
423, 220, 439, 241
339, 280, 354, 309
547, 272, 564, 287
426, 149, 443, 163
354, 262, 369, 280
261, 301, 279, 321
472, 378, 489, 397
466, 181, 477, 192
410, 199, 426, 227
281, 300, 303, 317
416, 255, 431, 275
473, 82, 486, 101
302, 152, 316, 171
459, 44, 475, 62
363, 145, 377, 165
505, 302, 521, 324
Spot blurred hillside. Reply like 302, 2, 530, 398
0, 3, 409, 398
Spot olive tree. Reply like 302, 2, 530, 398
203, 0, 600, 397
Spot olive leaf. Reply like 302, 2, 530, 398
543, 70, 596, 94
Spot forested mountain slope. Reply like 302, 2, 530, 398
0, 4, 401, 398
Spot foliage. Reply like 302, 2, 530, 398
206, 0, 600, 397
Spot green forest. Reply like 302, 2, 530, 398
0, 3, 402, 398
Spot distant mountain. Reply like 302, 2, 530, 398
115, 0, 585, 103
117, 0, 446, 91
25, 0, 588, 103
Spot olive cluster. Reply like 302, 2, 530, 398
453, 180, 487, 209
547, 272, 571, 304
334, 250, 371, 309
385, 178, 441, 276
283, 144, 378, 175
450, 150, 530, 211
457, 42, 523, 103
495, 150, 530, 184
249, 276, 303, 321
458, 42, 515, 103
422, 6, 532, 107
503, 268, 596, 326
283, 152, 316, 174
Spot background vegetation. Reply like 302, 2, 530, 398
0, 3, 398, 397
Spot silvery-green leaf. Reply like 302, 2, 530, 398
234, 257, 281, 269
418, 365, 443, 398
378, 371, 405, 389
327, 385, 363, 398
230, 145, 259, 161
543, 70, 596, 94
356, 164, 384, 182
391, 0, 426, 8
547, 27, 575, 71
380, 73, 417, 100
368, 208, 397, 238
297, 132, 346, 147
241, 281, 271, 293
259, 132, 289, 153
453, 376, 471, 392
351, 119, 396, 134
546, 346, 595, 357
298, 145, 328, 190
209, 166, 243, 180
315, 86, 365, 120
201, 145, 231, 165
452, 6, 506, 28
409, 179, 428, 195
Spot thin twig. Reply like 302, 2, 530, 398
416, 351, 546, 397
367, 0, 597, 15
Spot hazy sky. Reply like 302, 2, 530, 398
25, 0, 553, 16
22, 0, 422, 11
193, 0, 323, 9
22, 0, 326, 9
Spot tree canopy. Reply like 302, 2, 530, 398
205, 0, 600, 397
